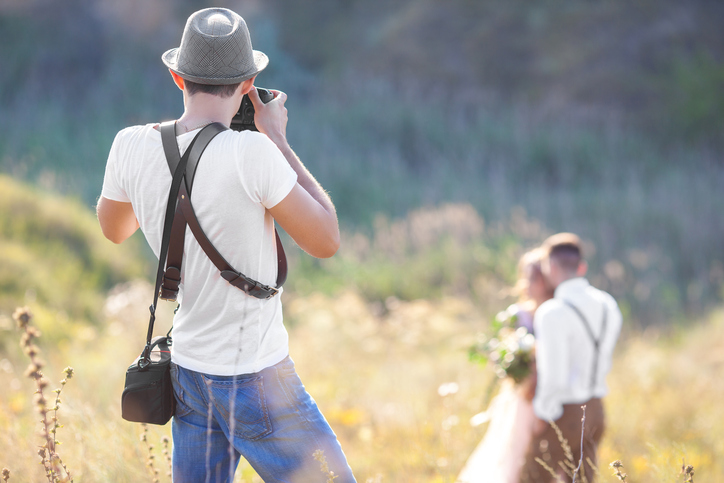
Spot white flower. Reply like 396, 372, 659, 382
437, 382, 459, 397
495, 311, 509, 324
519, 333, 535, 352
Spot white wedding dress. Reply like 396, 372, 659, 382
457, 379, 536, 483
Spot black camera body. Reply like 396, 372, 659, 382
230, 87, 274, 132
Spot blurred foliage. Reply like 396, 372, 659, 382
0, 0, 722, 325
286, 201, 724, 327
269, 0, 724, 144
289, 204, 524, 305
663, 51, 724, 145
0, 175, 147, 340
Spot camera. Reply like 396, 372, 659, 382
230, 87, 274, 132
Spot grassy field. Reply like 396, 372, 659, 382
1, 2, 722, 480
1, 284, 722, 482
0, 178, 721, 481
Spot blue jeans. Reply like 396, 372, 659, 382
170, 357, 356, 482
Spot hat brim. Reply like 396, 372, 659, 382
161, 48, 268, 85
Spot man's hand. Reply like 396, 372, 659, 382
247, 87, 340, 259
248, 87, 288, 149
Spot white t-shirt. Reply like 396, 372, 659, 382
101, 123, 297, 375
532, 278, 622, 421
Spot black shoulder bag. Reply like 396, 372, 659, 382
121, 122, 226, 425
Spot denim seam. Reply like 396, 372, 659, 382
209, 376, 272, 441
272, 363, 325, 451
191, 369, 209, 408
171, 364, 193, 419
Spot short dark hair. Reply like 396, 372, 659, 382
543, 232, 583, 274
184, 80, 241, 98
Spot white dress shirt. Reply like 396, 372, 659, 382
532, 278, 622, 421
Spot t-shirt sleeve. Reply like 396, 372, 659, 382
240, 133, 298, 209
100, 131, 131, 203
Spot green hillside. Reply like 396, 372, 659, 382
0, 1, 721, 325
0, 175, 147, 339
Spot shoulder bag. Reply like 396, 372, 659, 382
121, 122, 226, 425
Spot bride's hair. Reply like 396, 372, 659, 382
514, 248, 546, 306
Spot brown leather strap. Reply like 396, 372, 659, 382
159, 121, 187, 301
159, 202, 185, 300
177, 183, 287, 299
159, 122, 287, 300
142, 121, 203, 362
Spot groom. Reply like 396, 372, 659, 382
520, 233, 622, 482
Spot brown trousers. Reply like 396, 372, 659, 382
519, 398, 605, 483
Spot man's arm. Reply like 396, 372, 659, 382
96, 196, 139, 244
532, 305, 569, 422
250, 87, 340, 259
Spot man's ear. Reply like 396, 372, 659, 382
170, 70, 185, 91
239, 76, 257, 96
576, 260, 588, 277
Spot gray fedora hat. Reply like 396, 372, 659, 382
162, 8, 268, 85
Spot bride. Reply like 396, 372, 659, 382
457, 249, 553, 483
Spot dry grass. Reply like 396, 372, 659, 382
0, 286, 722, 481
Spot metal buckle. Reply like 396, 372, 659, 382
138, 344, 152, 371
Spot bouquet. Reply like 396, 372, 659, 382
469, 304, 536, 384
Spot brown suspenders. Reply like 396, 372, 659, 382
562, 299, 608, 391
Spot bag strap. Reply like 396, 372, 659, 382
159, 124, 287, 300
159, 123, 229, 300
562, 299, 608, 391
139, 121, 211, 369
177, 185, 287, 298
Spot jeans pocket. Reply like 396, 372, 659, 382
208, 376, 272, 441
170, 364, 193, 419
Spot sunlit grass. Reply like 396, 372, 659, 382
0, 188, 720, 481
1, 288, 721, 481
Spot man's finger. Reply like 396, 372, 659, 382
268, 89, 287, 106
248, 86, 262, 108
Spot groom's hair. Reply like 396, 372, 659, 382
542, 232, 582, 275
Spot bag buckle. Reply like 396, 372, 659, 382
138, 344, 152, 371
160, 267, 181, 301
220, 270, 278, 299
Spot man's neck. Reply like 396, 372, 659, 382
557, 274, 578, 286
179, 92, 239, 132
553, 276, 587, 297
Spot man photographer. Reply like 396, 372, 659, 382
97, 8, 355, 482
520, 233, 622, 483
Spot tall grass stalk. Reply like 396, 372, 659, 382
11, 307, 74, 483
610, 460, 629, 481
313, 450, 339, 483
572, 405, 587, 483
140, 424, 161, 483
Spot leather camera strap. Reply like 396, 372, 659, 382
159, 122, 287, 301
140, 121, 207, 367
